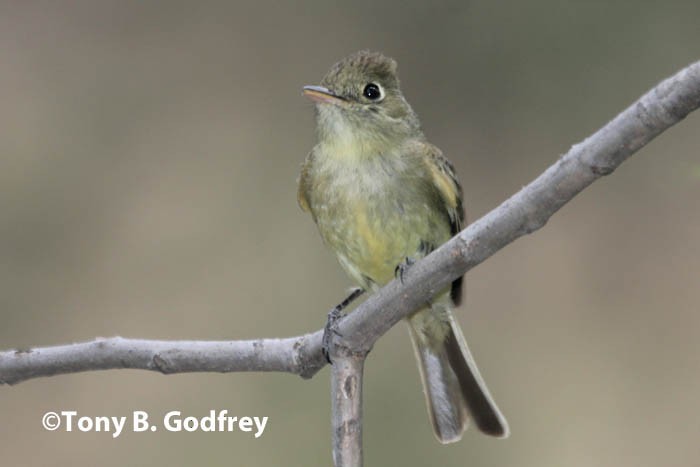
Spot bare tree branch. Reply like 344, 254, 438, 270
330, 352, 366, 467
0, 335, 325, 385
1, 60, 699, 389
2, 59, 699, 467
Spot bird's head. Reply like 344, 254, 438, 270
304, 51, 421, 154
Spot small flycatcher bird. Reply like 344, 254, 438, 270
298, 50, 509, 442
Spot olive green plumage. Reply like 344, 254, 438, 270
299, 50, 508, 442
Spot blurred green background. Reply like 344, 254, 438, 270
1, 1, 699, 466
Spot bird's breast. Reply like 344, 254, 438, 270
308, 153, 449, 287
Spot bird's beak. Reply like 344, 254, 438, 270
303, 85, 346, 106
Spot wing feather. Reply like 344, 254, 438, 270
297, 151, 313, 213
420, 143, 466, 306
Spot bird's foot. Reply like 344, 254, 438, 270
321, 287, 364, 364
321, 306, 344, 364
394, 257, 416, 284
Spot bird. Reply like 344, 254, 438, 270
297, 50, 508, 443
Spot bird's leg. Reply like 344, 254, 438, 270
322, 287, 365, 363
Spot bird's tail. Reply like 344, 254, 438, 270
407, 305, 509, 443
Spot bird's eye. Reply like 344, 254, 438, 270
362, 83, 383, 101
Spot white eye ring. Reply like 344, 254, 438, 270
362, 82, 384, 101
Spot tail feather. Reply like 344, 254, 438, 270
408, 307, 509, 443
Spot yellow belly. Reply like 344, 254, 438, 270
322, 199, 449, 289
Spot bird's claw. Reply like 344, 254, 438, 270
322, 306, 344, 364
321, 287, 364, 364
394, 257, 416, 284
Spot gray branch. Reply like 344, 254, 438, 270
2, 58, 699, 467
0, 335, 326, 385
1, 64, 699, 465
1, 60, 699, 385
330, 350, 366, 467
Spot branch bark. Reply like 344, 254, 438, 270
330, 353, 365, 467
1, 60, 699, 392
0, 335, 325, 385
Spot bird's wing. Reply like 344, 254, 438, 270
297, 151, 314, 213
421, 142, 465, 234
420, 142, 466, 306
